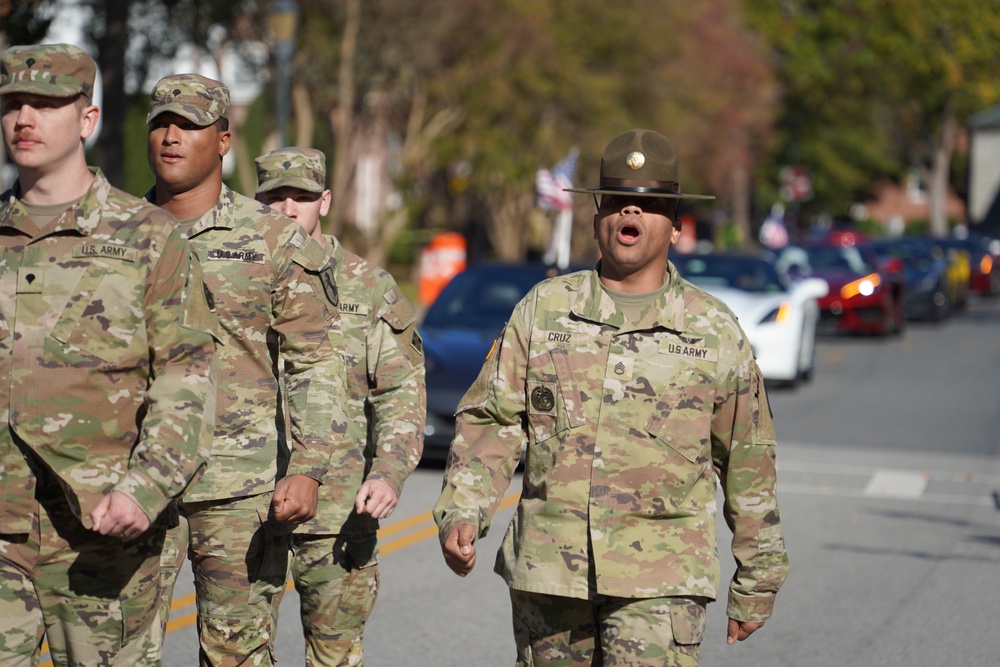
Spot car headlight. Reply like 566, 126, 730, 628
760, 302, 792, 324
840, 273, 881, 299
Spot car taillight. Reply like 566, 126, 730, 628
980, 254, 992, 275
840, 273, 881, 299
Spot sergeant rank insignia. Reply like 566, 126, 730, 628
530, 386, 555, 412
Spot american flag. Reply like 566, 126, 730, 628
759, 204, 789, 249
536, 148, 579, 212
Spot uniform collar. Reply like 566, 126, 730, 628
324, 233, 345, 264
0, 167, 110, 238
569, 261, 687, 333
142, 183, 236, 235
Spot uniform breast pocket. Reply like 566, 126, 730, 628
50, 268, 146, 366
643, 378, 715, 466
525, 347, 586, 444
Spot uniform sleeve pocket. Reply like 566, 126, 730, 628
752, 368, 777, 445
754, 525, 786, 591
380, 286, 416, 331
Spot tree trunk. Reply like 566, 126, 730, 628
928, 102, 958, 238
95, 0, 130, 188
730, 162, 752, 249
484, 189, 532, 260
293, 83, 314, 147
328, 0, 360, 237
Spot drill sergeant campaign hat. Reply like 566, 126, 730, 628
565, 128, 715, 200
254, 147, 327, 194
0, 43, 97, 99
146, 73, 230, 127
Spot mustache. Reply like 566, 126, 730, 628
11, 132, 42, 143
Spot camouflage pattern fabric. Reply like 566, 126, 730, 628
510, 590, 706, 667
0, 480, 171, 667
276, 235, 423, 666
0, 43, 96, 99
287, 533, 379, 667
0, 170, 217, 664
142, 184, 347, 502
299, 235, 425, 537
0, 169, 217, 534
434, 265, 789, 623
183, 494, 291, 667
138, 503, 187, 666
141, 184, 348, 665
254, 147, 326, 194
146, 72, 230, 127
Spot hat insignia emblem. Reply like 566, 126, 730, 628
626, 151, 645, 170
283, 161, 292, 169
172, 89, 181, 96
25, 58, 36, 67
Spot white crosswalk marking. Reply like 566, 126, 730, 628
863, 469, 928, 498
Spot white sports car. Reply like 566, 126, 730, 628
672, 253, 828, 386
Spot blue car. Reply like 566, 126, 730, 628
869, 238, 951, 321
419, 263, 580, 462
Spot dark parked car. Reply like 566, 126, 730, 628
869, 238, 951, 321
419, 263, 582, 461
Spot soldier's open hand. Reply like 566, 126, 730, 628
90, 491, 150, 539
273, 474, 319, 523
442, 523, 477, 576
727, 618, 764, 644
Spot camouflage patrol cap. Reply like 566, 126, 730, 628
0, 43, 96, 99
146, 73, 230, 127
565, 129, 714, 200
254, 147, 327, 194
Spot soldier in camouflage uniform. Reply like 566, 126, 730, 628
433, 129, 789, 666
254, 147, 425, 667
0, 44, 218, 666
143, 75, 349, 667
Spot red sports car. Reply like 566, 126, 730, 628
776, 244, 905, 336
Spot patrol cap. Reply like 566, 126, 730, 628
146, 73, 230, 127
0, 43, 96, 99
565, 129, 714, 200
254, 147, 327, 194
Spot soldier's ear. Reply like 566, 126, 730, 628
218, 129, 231, 158
79, 103, 100, 141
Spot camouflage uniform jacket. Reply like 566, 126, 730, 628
0, 170, 218, 533
144, 185, 347, 503
434, 264, 789, 622
298, 235, 425, 536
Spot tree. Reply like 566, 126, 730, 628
748, 0, 1000, 235
421, 0, 776, 257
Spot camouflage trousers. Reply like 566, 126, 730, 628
0, 486, 165, 667
172, 493, 291, 667
137, 502, 188, 666
509, 590, 708, 667
274, 533, 379, 667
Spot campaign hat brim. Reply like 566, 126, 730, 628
564, 186, 715, 200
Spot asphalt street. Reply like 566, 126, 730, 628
143, 294, 1000, 667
